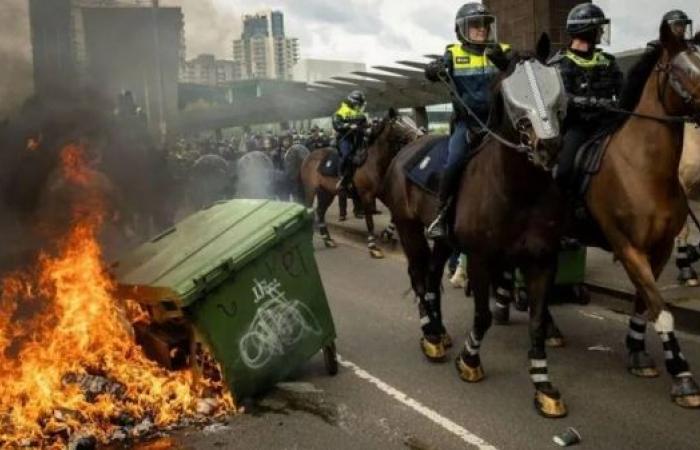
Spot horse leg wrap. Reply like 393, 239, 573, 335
529, 358, 550, 389
367, 235, 378, 249
659, 331, 692, 377
626, 314, 647, 352
418, 292, 442, 336
463, 330, 482, 357
319, 223, 329, 237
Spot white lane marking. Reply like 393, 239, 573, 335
337, 355, 498, 450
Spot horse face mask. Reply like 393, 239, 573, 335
501, 59, 568, 141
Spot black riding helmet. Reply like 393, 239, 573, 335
347, 90, 366, 109
663, 10, 693, 40
566, 3, 611, 46
455, 2, 497, 46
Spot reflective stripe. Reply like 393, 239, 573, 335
530, 359, 548, 368
564, 50, 612, 68
335, 102, 366, 120
628, 330, 646, 341
677, 371, 693, 378
447, 42, 511, 72
630, 315, 647, 326
496, 287, 511, 298
420, 316, 431, 326
531, 373, 550, 383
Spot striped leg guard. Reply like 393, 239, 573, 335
655, 311, 691, 377
529, 358, 550, 389
418, 292, 442, 336
676, 244, 699, 285
626, 314, 647, 352
463, 330, 481, 357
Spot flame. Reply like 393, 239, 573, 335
26, 134, 42, 152
0, 144, 233, 447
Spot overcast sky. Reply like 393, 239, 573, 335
172, 0, 700, 65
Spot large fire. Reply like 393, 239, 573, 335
0, 144, 233, 447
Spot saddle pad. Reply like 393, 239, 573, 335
404, 136, 450, 196
318, 150, 340, 177
572, 131, 611, 198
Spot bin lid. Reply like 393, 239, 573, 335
114, 199, 311, 307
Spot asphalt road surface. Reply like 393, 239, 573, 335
158, 236, 700, 450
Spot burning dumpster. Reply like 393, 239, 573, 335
115, 199, 338, 402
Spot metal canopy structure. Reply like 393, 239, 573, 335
173, 47, 647, 134
173, 57, 450, 134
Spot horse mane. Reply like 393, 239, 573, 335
618, 45, 662, 111
366, 117, 388, 147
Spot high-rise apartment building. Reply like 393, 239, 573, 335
180, 54, 242, 86
232, 10, 299, 80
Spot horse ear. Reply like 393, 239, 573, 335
535, 33, 551, 63
388, 107, 398, 119
660, 21, 686, 56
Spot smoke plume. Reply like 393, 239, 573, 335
0, 0, 34, 118
162, 0, 241, 59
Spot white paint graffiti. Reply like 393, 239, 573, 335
239, 278, 322, 370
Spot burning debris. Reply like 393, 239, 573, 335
0, 144, 234, 447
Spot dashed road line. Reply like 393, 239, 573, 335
337, 355, 498, 450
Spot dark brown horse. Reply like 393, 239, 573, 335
381, 38, 572, 417
299, 110, 422, 257
577, 25, 700, 407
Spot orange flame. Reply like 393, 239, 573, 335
0, 144, 233, 447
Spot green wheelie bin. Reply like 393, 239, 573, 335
115, 199, 338, 402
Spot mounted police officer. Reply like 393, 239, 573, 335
333, 90, 369, 190
424, 2, 511, 239
548, 3, 623, 192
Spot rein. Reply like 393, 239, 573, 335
602, 62, 700, 125
437, 74, 531, 153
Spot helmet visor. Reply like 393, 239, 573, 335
668, 19, 693, 40
457, 15, 498, 45
598, 22, 611, 46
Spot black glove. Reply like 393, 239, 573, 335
485, 45, 510, 71
425, 59, 447, 82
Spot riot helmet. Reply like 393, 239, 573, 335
347, 90, 367, 110
566, 3, 611, 46
663, 10, 693, 40
455, 3, 498, 46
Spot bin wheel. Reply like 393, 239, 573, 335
572, 284, 591, 305
323, 342, 338, 376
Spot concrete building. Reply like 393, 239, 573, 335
292, 59, 367, 85
180, 54, 242, 86
483, 0, 587, 50
28, 0, 184, 137
232, 10, 300, 80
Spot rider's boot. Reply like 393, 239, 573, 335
427, 164, 460, 240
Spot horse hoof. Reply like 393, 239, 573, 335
420, 337, 446, 362
684, 278, 700, 287
324, 238, 337, 248
369, 248, 384, 259
534, 390, 567, 418
455, 355, 484, 383
441, 333, 453, 349
545, 337, 565, 348
627, 351, 659, 378
672, 377, 700, 408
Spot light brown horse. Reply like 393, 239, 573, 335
299, 110, 422, 257
579, 25, 700, 407
674, 124, 700, 286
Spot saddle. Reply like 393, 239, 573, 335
318, 141, 369, 178
570, 127, 615, 198
318, 149, 340, 177
403, 132, 487, 196
404, 137, 450, 195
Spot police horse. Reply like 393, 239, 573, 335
299, 110, 422, 258
381, 40, 573, 417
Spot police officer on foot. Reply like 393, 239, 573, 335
548, 3, 623, 193
424, 2, 511, 239
332, 90, 369, 190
